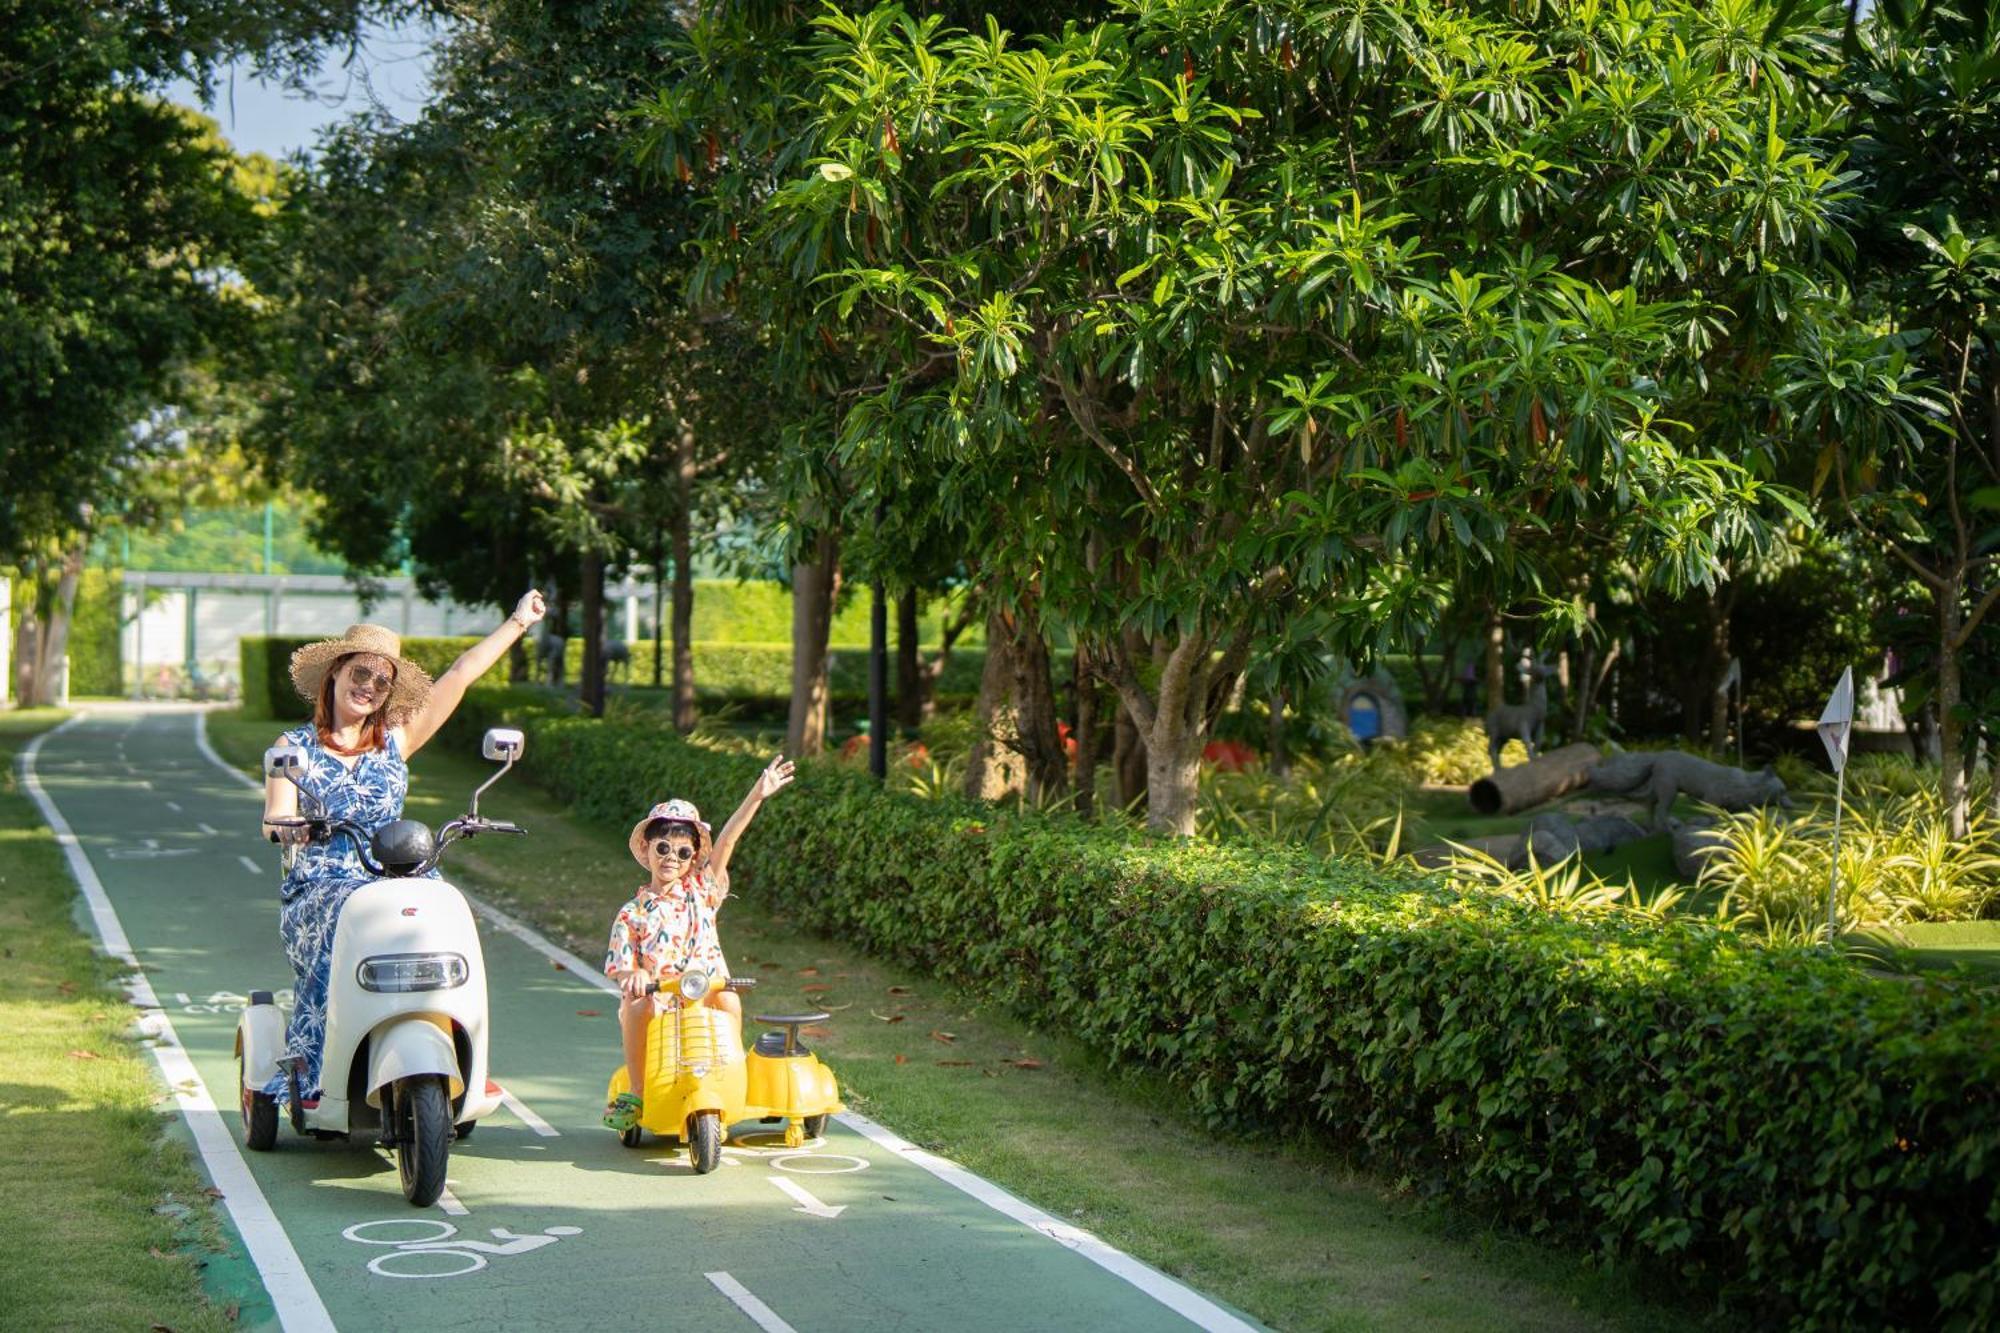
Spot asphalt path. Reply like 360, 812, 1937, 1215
22, 707, 1262, 1333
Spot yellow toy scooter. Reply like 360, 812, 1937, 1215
606, 967, 843, 1172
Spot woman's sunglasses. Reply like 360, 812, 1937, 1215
652, 840, 696, 862
345, 664, 395, 693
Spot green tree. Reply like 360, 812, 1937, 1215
740, 0, 1839, 832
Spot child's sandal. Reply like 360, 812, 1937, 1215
603, 1092, 643, 1132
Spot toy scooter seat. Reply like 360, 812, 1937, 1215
752, 1012, 830, 1058
753, 1031, 800, 1057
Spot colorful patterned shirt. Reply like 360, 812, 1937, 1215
603, 869, 730, 981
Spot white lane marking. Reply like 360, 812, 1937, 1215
770, 1176, 845, 1219
21, 719, 337, 1333
194, 712, 1251, 1328
196, 713, 262, 791
839, 1110, 1261, 1333
199, 822, 220, 836
498, 1088, 560, 1137
705, 1272, 798, 1333
166, 801, 182, 812
437, 1185, 469, 1217
239, 855, 264, 875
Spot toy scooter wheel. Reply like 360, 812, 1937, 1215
619, 1125, 644, 1149
802, 1114, 828, 1140
391, 1076, 452, 1207
688, 1112, 722, 1174
454, 1121, 476, 1140
239, 1052, 277, 1151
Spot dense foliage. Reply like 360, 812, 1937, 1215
440, 687, 2000, 1329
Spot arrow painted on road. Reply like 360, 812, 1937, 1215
769, 1176, 844, 1219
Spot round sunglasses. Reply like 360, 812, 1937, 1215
651, 839, 697, 862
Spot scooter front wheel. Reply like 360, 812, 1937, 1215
239, 1051, 277, 1151
391, 1076, 452, 1207
688, 1111, 722, 1174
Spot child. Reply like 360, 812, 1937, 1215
602, 756, 794, 1132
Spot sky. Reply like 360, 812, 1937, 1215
165, 21, 437, 162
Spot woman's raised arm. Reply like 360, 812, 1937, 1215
399, 590, 545, 757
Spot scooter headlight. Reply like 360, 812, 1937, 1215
357, 953, 469, 993
677, 968, 709, 1002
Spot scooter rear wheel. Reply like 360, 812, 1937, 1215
688, 1112, 722, 1174
619, 1125, 644, 1149
392, 1076, 452, 1207
802, 1113, 828, 1140
239, 1051, 277, 1151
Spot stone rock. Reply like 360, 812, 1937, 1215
1587, 749, 1790, 830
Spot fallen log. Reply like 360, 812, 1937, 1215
1468, 742, 1602, 816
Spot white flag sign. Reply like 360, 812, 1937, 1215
1817, 666, 1855, 773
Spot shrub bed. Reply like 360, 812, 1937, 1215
439, 687, 1998, 1330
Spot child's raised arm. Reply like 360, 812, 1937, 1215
709, 755, 795, 882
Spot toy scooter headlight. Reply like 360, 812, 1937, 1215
677, 968, 709, 1002
357, 953, 468, 993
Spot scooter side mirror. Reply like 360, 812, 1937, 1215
481, 728, 524, 762
263, 743, 306, 781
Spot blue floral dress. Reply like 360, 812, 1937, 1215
264, 724, 435, 1101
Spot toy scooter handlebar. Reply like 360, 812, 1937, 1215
641, 975, 759, 996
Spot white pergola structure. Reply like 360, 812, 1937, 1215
121, 571, 654, 699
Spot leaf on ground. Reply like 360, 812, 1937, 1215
56, 980, 77, 994
202, 1187, 224, 1200
551, 960, 567, 971
1009, 1058, 1044, 1070
870, 1011, 905, 1023
801, 1025, 832, 1039
797, 967, 820, 976
802, 983, 831, 994
894, 1054, 908, 1065
576, 1010, 601, 1018
148, 1247, 170, 1260
929, 1030, 956, 1044
936, 1060, 975, 1067
983, 1069, 997, 1078
886, 985, 914, 996
760, 961, 784, 971
67, 1049, 100, 1060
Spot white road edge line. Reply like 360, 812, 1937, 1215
22, 718, 337, 1333
705, 1272, 798, 1333
837, 1109, 1258, 1332
499, 1088, 561, 1137
239, 855, 263, 875
437, 1185, 469, 1217
194, 712, 1252, 1331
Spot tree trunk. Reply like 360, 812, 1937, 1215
1112, 700, 1146, 810
1006, 609, 1067, 800
1939, 575, 1969, 839
964, 609, 1022, 800
786, 532, 839, 757
18, 547, 84, 707
671, 429, 696, 734
579, 549, 606, 718
1072, 646, 1097, 818
1484, 611, 1507, 712
1267, 687, 1290, 777
1143, 717, 1205, 836
550, 585, 569, 687
896, 590, 922, 734
1706, 590, 1733, 755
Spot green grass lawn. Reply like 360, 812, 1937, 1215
208, 707, 1708, 1332
1850, 921, 2000, 983
0, 710, 238, 1333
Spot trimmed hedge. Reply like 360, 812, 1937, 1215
239, 635, 1001, 719
440, 685, 1998, 1330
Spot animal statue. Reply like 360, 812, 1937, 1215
533, 626, 567, 686
1587, 750, 1792, 831
1484, 659, 1553, 770
600, 633, 631, 684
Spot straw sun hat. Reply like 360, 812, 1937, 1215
628, 798, 713, 870
288, 624, 434, 723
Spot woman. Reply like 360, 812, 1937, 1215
258, 590, 546, 1103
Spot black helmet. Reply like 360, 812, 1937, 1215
370, 820, 436, 877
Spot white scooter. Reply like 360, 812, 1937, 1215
236, 727, 527, 1207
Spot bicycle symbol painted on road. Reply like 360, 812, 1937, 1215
342, 1218, 583, 1279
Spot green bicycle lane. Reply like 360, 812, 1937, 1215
24, 708, 1261, 1333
